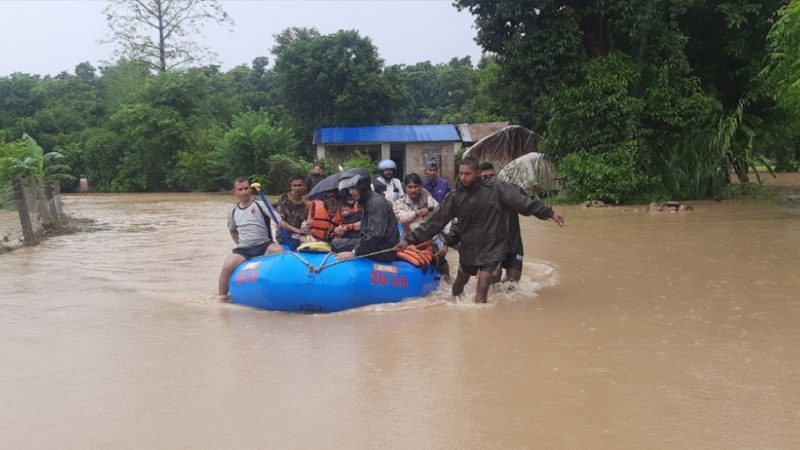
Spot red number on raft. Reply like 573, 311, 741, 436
369, 271, 389, 286
370, 272, 408, 289
234, 270, 258, 285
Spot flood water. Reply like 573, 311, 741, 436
2, 176, 800, 449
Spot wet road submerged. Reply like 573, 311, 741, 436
1, 182, 799, 449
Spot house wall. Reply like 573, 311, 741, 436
317, 141, 459, 183
405, 142, 458, 182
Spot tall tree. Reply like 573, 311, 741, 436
107, 69, 218, 190
272, 27, 396, 128
455, 0, 588, 129
762, 0, 800, 110
681, 0, 787, 110
390, 57, 478, 124
102, 0, 233, 73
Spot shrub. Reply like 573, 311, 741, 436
262, 154, 312, 194
341, 150, 375, 172
558, 142, 660, 203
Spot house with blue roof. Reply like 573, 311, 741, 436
312, 124, 462, 181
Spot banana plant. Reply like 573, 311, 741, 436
0, 134, 75, 189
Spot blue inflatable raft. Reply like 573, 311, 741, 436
228, 251, 439, 312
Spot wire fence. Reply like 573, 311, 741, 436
0, 179, 65, 253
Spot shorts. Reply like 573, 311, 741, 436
502, 252, 524, 271
459, 260, 503, 277
233, 241, 273, 260
280, 236, 302, 250
331, 237, 359, 252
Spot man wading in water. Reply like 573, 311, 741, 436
397, 157, 565, 303
480, 162, 524, 283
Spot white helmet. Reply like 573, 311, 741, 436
377, 159, 397, 171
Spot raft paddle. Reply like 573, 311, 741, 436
250, 182, 295, 251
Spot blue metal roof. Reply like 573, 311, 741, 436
313, 125, 460, 144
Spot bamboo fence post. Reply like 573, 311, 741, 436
12, 178, 36, 245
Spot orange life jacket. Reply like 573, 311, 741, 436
306, 199, 342, 241
397, 242, 435, 269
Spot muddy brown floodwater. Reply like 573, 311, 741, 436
2, 176, 799, 449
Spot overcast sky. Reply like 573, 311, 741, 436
0, 0, 485, 77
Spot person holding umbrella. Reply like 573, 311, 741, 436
335, 169, 399, 263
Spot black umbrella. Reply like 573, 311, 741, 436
306, 168, 364, 200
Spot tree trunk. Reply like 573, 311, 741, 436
581, 12, 610, 59
12, 178, 36, 245
733, 157, 750, 184
157, 0, 166, 73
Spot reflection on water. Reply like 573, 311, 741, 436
1, 185, 799, 449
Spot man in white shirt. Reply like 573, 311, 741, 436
218, 177, 283, 296
376, 159, 404, 202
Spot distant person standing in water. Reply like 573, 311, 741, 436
480, 162, 523, 282
79, 175, 89, 193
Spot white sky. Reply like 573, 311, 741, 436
0, 0, 484, 77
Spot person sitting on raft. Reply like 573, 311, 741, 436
331, 199, 362, 252
275, 176, 310, 249
305, 188, 342, 242
219, 177, 283, 296
393, 172, 451, 279
335, 169, 399, 263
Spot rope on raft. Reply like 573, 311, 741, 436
311, 247, 400, 273
254, 246, 397, 273
280, 250, 315, 271
259, 243, 437, 274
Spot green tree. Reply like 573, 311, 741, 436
272, 28, 397, 130
469, 57, 511, 123
457, 0, 776, 200
455, 0, 587, 130
107, 69, 220, 191
214, 110, 300, 192
27, 64, 106, 152
71, 127, 128, 192
761, 0, 800, 110
390, 57, 478, 124
102, 0, 234, 73
98, 58, 153, 111
0, 73, 46, 140
682, 0, 787, 110
0, 134, 75, 187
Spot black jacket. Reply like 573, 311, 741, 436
406, 179, 552, 266
354, 191, 400, 258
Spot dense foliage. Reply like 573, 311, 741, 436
1, 1, 799, 200
456, 0, 797, 202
